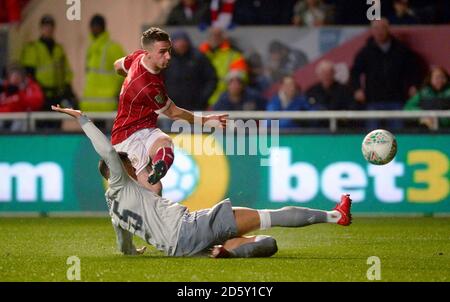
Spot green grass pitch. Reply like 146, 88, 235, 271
1, 217, 449, 282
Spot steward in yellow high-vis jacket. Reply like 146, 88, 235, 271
21, 15, 76, 111
81, 15, 126, 112
199, 27, 248, 107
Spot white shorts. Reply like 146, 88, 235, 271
113, 128, 169, 175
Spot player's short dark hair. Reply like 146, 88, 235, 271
98, 152, 130, 180
141, 27, 170, 48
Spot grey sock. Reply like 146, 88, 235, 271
229, 236, 278, 258
269, 206, 327, 227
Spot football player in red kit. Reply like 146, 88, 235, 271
112, 27, 226, 195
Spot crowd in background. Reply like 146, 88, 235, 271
1, 0, 449, 132
165, 0, 450, 27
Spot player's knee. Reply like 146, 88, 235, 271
156, 136, 173, 148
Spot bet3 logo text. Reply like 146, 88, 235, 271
270, 148, 449, 204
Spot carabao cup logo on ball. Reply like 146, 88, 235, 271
162, 148, 199, 202
362, 129, 397, 165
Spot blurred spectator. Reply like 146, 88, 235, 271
166, 0, 210, 26
266, 40, 308, 84
81, 14, 125, 112
213, 70, 265, 111
0, 0, 28, 23
350, 19, 421, 130
0, 64, 44, 131
233, 0, 297, 25
292, 0, 334, 27
306, 60, 353, 110
411, 0, 450, 24
20, 15, 76, 112
246, 52, 271, 95
404, 66, 450, 129
210, 0, 235, 29
388, 0, 418, 25
199, 27, 247, 107
313, 0, 449, 25
266, 75, 310, 129
165, 30, 217, 111
332, 0, 369, 25
434, 0, 450, 24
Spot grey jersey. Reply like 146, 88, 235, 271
79, 116, 187, 256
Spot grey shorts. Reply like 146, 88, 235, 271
174, 199, 238, 257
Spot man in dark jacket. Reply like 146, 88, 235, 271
307, 60, 356, 129
351, 18, 421, 129
307, 60, 353, 111
166, 0, 210, 26
164, 30, 217, 111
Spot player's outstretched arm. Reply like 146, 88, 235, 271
51, 105, 127, 185
163, 101, 228, 128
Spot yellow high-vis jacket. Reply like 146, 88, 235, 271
81, 32, 126, 112
21, 39, 73, 96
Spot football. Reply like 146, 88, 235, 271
362, 129, 398, 165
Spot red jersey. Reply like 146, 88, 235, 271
111, 50, 171, 145
0, 78, 44, 113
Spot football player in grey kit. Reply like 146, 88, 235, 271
52, 105, 352, 258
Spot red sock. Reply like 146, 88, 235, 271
152, 147, 174, 169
